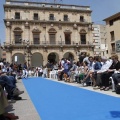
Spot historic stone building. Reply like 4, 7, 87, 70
4, 0, 93, 66
104, 12, 120, 57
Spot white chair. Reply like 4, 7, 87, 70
109, 77, 115, 91
49, 71, 56, 79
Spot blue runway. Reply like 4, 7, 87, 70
23, 77, 120, 120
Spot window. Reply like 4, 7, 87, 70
110, 31, 115, 41
49, 14, 54, 20
93, 27, 98, 31
15, 12, 20, 19
106, 50, 108, 54
64, 15, 68, 21
14, 33, 22, 44
80, 34, 86, 44
14, 28, 22, 44
33, 33, 40, 44
109, 20, 113, 26
111, 43, 115, 52
34, 13, 39, 20
80, 16, 84, 22
49, 34, 56, 44
65, 34, 71, 44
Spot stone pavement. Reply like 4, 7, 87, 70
8, 79, 41, 120
9, 78, 119, 120
49, 78, 120, 98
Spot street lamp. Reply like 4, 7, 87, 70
20, 39, 32, 67
60, 35, 63, 51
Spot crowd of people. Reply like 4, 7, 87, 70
0, 52, 120, 119
0, 60, 24, 120
56, 53, 120, 93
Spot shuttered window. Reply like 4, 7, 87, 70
80, 34, 86, 44
49, 34, 55, 44
33, 33, 40, 44
15, 33, 22, 44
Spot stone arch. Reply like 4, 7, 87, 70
48, 28, 57, 33
12, 53, 25, 64
63, 52, 74, 62
31, 52, 43, 67
48, 52, 59, 63
79, 29, 87, 34
32, 28, 41, 33
13, 27, 23, 32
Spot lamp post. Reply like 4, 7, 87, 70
20, 39, 32, 67
60, 35, 63, 51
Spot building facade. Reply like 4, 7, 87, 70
104, 12, 120, 57
92, 24, 108, 57
4, 0, 93, 66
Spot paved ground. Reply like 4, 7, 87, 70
8, 79, 41, 120
9, 78, 120, 120
49, 78, 120, 98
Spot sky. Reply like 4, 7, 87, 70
0, 0, 120, 44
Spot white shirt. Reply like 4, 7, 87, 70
83, 57, 90, 64
0, 62, 4, 66
88, 62, 95, 72
97, 60, 113, 73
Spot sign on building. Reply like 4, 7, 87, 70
116, 40, 120, 52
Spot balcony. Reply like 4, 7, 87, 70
49, 17, 56, 21
33, 16, 40, 20
4, 40, 94, 49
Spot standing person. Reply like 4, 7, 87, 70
42, 66, 48, 78
23, 62, 27, 70
79, 52, 86, 64
22, 68, 28, 79
63, 59, 70, 82
34, 67, 39, 77
83, 52, 90, 64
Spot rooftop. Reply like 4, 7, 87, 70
5, 0, 91, 11
103, 12, 120, 21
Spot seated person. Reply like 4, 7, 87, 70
0, 85, 19, 120
57, 66, 64, 81
0, 67, 24, 100
100, 55, 119, 91
69, 62, 77, 83
75, 62, 88, 84
94, 56, 113, 90
81, 56, 95, 86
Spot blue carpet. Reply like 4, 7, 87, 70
23, 77, 120, 120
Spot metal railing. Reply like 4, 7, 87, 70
4, 40, 93, 47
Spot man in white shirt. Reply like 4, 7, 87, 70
94, 56, 113, 89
